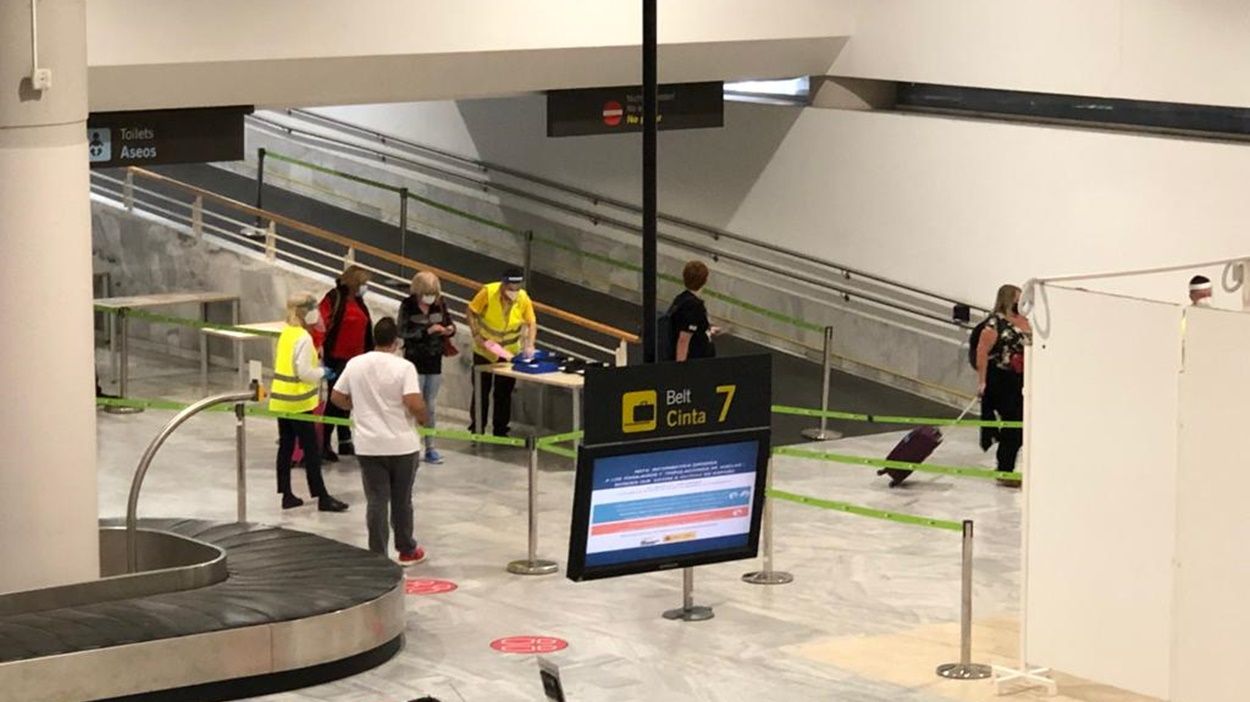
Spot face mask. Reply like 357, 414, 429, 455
421, 295, 438, 305
503, 288, 519, 301
1195, 297, 1213, 308
357, 284, 369, 297
304, 308, 320, 326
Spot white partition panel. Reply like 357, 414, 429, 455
1025, 285, 1182, 698
1171, 308, 1250, 702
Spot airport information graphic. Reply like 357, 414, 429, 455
584, 440, 758, 568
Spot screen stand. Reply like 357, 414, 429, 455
662, 567, 714, 622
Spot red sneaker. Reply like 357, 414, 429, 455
398, 547, 426, 565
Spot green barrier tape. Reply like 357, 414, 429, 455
771, 404, 1022, 429
536, 430, 584, 447
97, 397, 526, 445
766, 488, 962, 531
407, 190, 521, 235
773, 446, 1022, 482
537, 443, 578, 459
267, 151, 404, 194
95, 306, 283, 338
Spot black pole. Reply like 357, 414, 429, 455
641, 0, 658, 364
254, 148, 266, 227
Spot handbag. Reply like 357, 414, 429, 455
442, 335, 459, 358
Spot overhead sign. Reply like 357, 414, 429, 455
547, 82, 723, 137
86, 106, 251, 169
583, 354, 771, 446
567, 355, 772, 582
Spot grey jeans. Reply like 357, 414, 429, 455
358, 452, 419, 555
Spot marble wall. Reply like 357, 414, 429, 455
91, 201, 567, 430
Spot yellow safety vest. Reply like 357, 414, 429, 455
472, 282, 529, 360
269, 325, 320, 414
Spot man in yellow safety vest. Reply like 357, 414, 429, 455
467, 268, 537, 436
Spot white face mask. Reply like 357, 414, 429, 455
503, 288, 519, 301
357, 284, 369, 297
1195, 297, 1213, 308
304, 308, 320, 326
421, 295, 438, 305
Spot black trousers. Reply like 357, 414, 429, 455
277, 415, 328, 497
321, 357, 353, 450
470, 353, 516, 435
984, 367, 1024, 473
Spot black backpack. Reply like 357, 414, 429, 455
967, 317, 990, 370
657, 302, 678, 361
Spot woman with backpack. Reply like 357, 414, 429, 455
974, 284, 1031, 485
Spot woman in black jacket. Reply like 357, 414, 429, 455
399, 271, 456, 464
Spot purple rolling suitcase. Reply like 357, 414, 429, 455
877, 400, 977, 488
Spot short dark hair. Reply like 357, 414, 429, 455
374, 317, 399, 347
1190, 275, 1211, 286
682, 260, 709, 290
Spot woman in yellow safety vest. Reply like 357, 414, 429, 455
270, 293, 349, 512
467, 268, 537, 437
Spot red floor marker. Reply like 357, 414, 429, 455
405, 578, 458, 595
490, 636, 569, 654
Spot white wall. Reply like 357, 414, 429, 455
833, 0, 1250, 107
315, 96, 1250, 308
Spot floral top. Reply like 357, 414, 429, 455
988, 313, 1031, 373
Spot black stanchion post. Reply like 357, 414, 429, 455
254, 148, 266, 228
641, 0, 658, 364
398, 187, 409, 279
523, 230, 534, 286
936, 520, 992, 680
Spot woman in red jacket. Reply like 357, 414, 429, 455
318, 265, 374, 461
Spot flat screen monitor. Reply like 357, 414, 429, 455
566, 429, 769, 581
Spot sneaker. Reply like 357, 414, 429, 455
318, 495, 349, 512
338, 442, 355, 456
398, 547, 426, 565
281, 493, 304, 509
321, 447, 339, 463
424, 449, 444, 464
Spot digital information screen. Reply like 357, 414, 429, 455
567, 430, 769, 581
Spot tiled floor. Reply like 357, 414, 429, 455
94, 352, 1154, 702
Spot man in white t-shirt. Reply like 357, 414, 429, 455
331, 317, 430, 564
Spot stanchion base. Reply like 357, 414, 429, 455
741, 570, 794, 585
662, 605, 714, 622
800, 428, 841, 441
104, 405, 144, 415
506, 559, 559, 576
936, 663, 993, 680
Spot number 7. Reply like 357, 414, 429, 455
715, 384, 736, 422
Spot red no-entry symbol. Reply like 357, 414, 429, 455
490, 636, 569, 654
405, 578, 458, 595
602, 100, 624, 127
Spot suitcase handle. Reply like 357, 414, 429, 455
954, 398, 979, 423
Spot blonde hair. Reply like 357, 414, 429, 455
286, 292, 317, 326
410, 271, 441, 297
993, 284, 1022, 316
341, 265, 371, 290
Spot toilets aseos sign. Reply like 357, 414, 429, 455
86, 106, 251, 169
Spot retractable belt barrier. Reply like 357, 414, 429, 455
773, 446, 1022, 483
766, 488, 962, 532
96, 396, 527, 446
772, 404, 1023, 429
95, 305, 282, 338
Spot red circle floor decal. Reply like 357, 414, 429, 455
405, 578, 458, 595
490, 636, 569, 654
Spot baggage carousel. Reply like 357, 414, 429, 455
0, 518, 405, 702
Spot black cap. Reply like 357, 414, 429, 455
503, 267, 524, 284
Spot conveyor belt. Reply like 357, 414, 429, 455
0, 518, 404, 702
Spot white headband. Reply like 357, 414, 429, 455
1190, 281, 1213, 292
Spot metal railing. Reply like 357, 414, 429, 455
89, 167, 637, 366
249, 110, 986, 332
